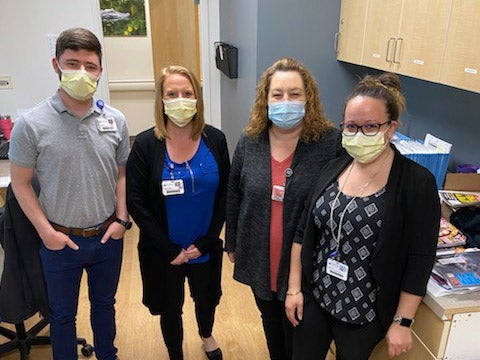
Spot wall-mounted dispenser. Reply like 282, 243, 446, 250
215, 42, 238, 79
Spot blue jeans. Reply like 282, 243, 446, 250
40, 233, 123, 360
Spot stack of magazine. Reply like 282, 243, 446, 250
437, 217, 466, 251
439, 190, 480, 208
429, 189, 480, 296
429, 250, 480, 296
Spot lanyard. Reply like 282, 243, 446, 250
329, 163, 370, 260
329, 151, 391, 260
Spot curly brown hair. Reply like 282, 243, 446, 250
154, 65, 205, 140
245, 58, 332, 142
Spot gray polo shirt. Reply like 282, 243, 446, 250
9, 91, 129, 228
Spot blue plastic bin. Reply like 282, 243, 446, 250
392, 133, 450, 189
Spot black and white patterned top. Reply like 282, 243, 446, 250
312, 181, 386, 325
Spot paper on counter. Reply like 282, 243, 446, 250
0, 176, 11, 188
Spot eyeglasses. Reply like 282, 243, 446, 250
340, 120, 392, 136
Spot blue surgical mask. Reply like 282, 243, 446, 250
268, 101, 305, 129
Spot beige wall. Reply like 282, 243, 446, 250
103, 0, 223, 135
104, 0, 156, 136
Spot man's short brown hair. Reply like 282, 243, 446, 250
55, 28, 102, 64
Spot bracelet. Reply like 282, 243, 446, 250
286, 290, 301, 296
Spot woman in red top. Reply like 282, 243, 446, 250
226, 58, 343, 359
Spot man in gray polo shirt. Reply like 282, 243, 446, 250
9, 28, 130, 360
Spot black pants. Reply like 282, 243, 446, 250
160, 261, 218, 360
254, 292, 293, 360
293, 293, 385, 360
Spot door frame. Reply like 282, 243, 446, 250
199, 0, 222, 129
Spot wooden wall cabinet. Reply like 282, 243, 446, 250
337, 0, 480, 93
336, 0, 368, 64
440, 0, 480, 93
394, 0, 451, 81
361, 0, 403, 72
362, 0, 451, 82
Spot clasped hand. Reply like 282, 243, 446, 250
170, 245, 202, 265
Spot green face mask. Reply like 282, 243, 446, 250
341, 132, 388, 163
163, 98, 198, 127
59, 65, 98, 101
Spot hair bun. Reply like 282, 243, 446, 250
377, 72, 401, 92
346, 72, 406, 121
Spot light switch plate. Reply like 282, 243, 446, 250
0, 76, 13, 89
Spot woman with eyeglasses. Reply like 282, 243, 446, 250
285, 72, 440, 360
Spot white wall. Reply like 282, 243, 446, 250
0, 0, 222, 136
0, 0, 109, 118
107, 0, 222, 134
105, 0, 156, 135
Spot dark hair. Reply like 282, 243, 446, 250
345, 72, 406, 121
55, 28, 102, 64
154, 65, 205, 140
246, 57, 332, 142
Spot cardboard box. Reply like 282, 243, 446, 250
441, 173, 480, 219
443, 173, 480, 192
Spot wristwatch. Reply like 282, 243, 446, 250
393, 314, 414, 328
116, 218, 133, 230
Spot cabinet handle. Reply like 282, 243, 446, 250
334, 32, 339, 54
386, 37, 395, 63
393, 38, 403, 64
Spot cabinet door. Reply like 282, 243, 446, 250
362, 0, 403, 71
336, 0, 368, 64
440, 0, 480, 93
396, 0, 451, 82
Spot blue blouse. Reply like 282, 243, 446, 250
163, 138, 219, 263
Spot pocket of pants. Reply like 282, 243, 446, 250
42, 243, 67, 252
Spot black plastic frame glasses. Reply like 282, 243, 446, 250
340, 120, 392, 136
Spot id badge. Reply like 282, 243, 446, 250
161, 179, 185, 196
96, 116, 118, 132
326, 258, 349, 281
271, 185, 285, 202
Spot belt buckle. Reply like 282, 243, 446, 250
82, 225, 100, 237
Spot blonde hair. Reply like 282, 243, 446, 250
246, 58, 332, 142
154, 65, 205, 140
345, 72, 406, 122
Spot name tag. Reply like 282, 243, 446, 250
96, 116, 118, 132
162, 179, 185, 196
326, 258, 349, 281
271, 185, 285, 202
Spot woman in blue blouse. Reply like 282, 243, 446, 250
126, 65, 229, 360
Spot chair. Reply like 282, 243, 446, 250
0, 185, 93, 359
0, 318, 93, 359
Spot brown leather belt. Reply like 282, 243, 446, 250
51, 214, 116, 237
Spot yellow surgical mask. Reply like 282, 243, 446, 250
58, 65, 98, 101
341, 131, 388, 163
163, 98, 197, 127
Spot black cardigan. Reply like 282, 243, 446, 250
225, 128, 343, 301
295, 147, 440, 331
126, 125, 230, 314
0, 184, 51, 323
